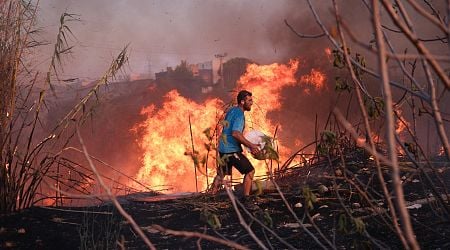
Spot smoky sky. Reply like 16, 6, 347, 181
35, 0, 345, 81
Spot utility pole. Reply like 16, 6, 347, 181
146, 56, 153, 79
214, 53, 227, 88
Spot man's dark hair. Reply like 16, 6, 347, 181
237, 90, 252, 104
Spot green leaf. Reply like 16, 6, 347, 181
221, 120, 229, 128
254, 179, 263, 196
203, 127, 212, 140
338, 214, 348, 234
302, 186, 317, 210
220, 134, 228, 145
353, 217, 365, 233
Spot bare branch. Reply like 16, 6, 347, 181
381, 0, 450, 89
372, 1, 419, 249
284, 19, 325, 38
422, 60, 450, 160
77, 129, 157, 250
225, 188, 269, 250
150, 224, 250, 250
332, 0, 409, 246
406, 0, 450, 34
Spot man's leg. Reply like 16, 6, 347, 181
243, 169, 255, 196
211, 161, 229, 194
231, 152, 255, 197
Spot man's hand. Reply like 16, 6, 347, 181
249, 143, 261, 155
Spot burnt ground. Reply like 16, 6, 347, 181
1, 157, 450, 249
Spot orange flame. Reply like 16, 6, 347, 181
300, 68, 326, 94
395, 110, 409, 135
134, 90, 223, 192
395, 109, 410, 155
134, 59, 326, 193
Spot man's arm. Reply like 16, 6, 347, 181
232, 130, 261, 155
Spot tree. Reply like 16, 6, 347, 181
172, 60, 194, 80
223, 57, 254, 89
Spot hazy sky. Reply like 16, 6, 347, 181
35, 0, 332, 81
32, 0, 448, 83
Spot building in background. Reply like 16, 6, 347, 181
154, 58, 223, 94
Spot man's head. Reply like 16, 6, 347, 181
237, 90, 253, 111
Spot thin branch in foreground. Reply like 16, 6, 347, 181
284, 19, 325, 38
332, 1, 409, 246
76, 129, 157, 250
372, 2, 419, 248
225, 187, 269, 250
150, 224, 249, 250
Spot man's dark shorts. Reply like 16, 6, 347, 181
218, 152, 254, 176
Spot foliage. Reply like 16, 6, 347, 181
333, 48, 366, 73
334, 76, 352, 92
171, 60, 194, 79
255, 209, 273, 228
337, 214, 365, 235
200, 208, 221, 229
223, 57, 254, 88
254, 179, 263, 196
302, 186, 317, 210
317, 130, 337, 156
252, 135, 279, 161
364, 96, 384, 119
79, 209, 122, 250
0, 0, 129, 214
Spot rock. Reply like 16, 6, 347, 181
283, 223, 301, 228
282, 223, 312, 228
311, 213, 322, 221
407, 204, 422, 209
352, 203, 361, 209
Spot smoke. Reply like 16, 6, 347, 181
36, 0, 340, 80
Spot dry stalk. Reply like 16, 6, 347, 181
305, 0, 434, 101
380, 0, 449, 89
405, 0, 449, 33
331, 0, 408, 246
269, 178, 332, 250
76, 129, 157, 250
233, 199, 298, 250
1, 0, 132, 213
225, 187, 269, 250
372, 1, 419, 248
150, 224, 249, 250
422, 61, 450, 160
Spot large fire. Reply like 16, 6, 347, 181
134, 59, 326, 193
133, 91, 223, 192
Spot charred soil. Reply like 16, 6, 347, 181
1, 156, 450, 249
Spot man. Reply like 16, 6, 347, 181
211, 90, 260, 200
